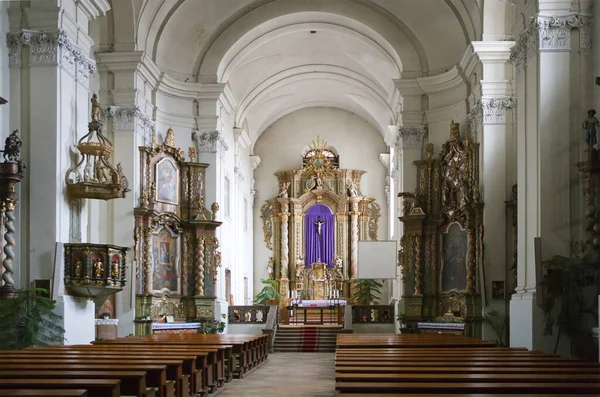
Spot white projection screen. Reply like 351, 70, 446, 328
357, 240, 398, 279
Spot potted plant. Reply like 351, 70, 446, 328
349, 279, 382, 305
253, 279, 284, 305
102, 311, 110, 320
482, 309, 509, 347
0, 288, 65, 350
540, 252, 599, 357
397, 312, 406, 328
197, 314, 227, 334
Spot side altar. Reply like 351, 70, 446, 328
398, 121, 484, 337
260, 137, 381, 301
133, 128, 222, 335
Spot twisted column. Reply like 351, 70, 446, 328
350, 201, 359, 279
182, 235, 189, 296
413, 234, 422, 296
143, 228, 152, 294
195, 236, 205, 296
280, 212, 289, 279
466, 229, 476, 294
1, 200, 16, 290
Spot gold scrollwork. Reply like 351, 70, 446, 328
368, 202, 381, 241
260, 203, 274, 250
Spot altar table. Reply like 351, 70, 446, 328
293, 299, 347, 307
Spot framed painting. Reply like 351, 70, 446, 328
151, 226, 181, 295
440, 222, 468, 292
155, 157, 179, 205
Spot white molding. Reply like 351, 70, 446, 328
6, 29, 96, 89
379, 153, 390, 170
481, 97, 517, 124
75, 0, 111, 20
384, 125, 398, 147
154, 108, 197, 129
234, 128, 251, 149
471, 41, 515, 62
249, 156, 261, 171
424, 101, 467, 124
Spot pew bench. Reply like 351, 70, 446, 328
0, 390, 89, 396
0, 371, 154, 397
0, 379, 121, 397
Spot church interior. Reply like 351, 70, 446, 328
0, 0, 599, 395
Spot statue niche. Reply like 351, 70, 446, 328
398, 121, 484, 337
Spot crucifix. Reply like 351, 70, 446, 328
314, 215, 326, 238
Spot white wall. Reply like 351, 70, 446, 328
252, 107, 389, 296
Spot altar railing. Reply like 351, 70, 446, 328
351, 305, 394, 324
228, 305, 269, 324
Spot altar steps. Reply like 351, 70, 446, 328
273, 325, 344, 352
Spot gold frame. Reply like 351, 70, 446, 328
155, 157, 180, 205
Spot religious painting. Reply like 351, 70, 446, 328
492, 281, 505, 300
152, 227, 180, 294
441, 222, 468, 291
155, 157, 179, 205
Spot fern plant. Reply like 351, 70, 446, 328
197, 313, 227, 334
253, 279, 284, 305
349, 279, 383, 305
482, 309, 509, 347
0, 288, 65, 350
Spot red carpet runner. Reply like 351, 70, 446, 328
299, 326, 318, 352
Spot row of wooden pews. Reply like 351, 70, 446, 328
335, 333, 600, 396
0, 333, 269, 397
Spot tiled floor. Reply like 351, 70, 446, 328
219, 352, 336, 397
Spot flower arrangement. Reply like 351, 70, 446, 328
102, 311, 110, 319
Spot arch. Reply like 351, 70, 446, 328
195, 0, 428, 80
109, 0, 137, 51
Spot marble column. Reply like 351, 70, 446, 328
509, 9, 589, 352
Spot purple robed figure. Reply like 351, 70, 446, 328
305, 204, 334, 267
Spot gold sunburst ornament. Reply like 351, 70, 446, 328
304, 136, 336, 176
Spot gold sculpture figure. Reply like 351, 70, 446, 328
111, 261, 119, 279
91, 94, 101, 121
74, 260, 83, 277
188, 146, 197, 161
94, 261, 104, 278
449, 120, 460, 140
277, 181, 290, 198
165, 128, 175, 147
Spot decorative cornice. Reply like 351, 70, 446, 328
234, 127, 251, 149
249, 155, 261, 171
74, 0, 111, 20
107, 106, 155, 144
510, 13, 594, 72
466, 101, 483, 141
192, 130, 229, 154
397, 126, 427, 150
6, 29, 96, 88
481, 97, 517, 124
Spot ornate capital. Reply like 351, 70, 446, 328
481, 98, 517, 124
510, 24, 538, 74
192, 130, 229, 154
576, 15, 594, 50
466, 101, 483, 141
6, 30, 96, 88
536, 14, 594, 51
397, 126, 427, 150
107, 106, 155, 144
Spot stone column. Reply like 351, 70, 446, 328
509, 8, 589, 352
349, 197, 361, 279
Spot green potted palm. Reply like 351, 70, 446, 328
253, 279, 284, 305
349, 279, 382, 305
0, 288, 65, 350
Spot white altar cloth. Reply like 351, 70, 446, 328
293, 299, 347, 307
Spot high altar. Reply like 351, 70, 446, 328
133, 128, 223, 335
398, 121, 484, 337
261, 137, 381, 300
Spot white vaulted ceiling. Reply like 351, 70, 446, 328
110, 0, 482, 146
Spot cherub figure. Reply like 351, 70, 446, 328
277, 181, 290, 198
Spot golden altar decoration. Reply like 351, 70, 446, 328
397, 121, 484, 337
260, 137, 381, 299
133, 128, 222, 335
65, 94, 129, 200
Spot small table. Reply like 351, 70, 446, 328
417, 322, 465, 335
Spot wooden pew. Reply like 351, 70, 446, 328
0, 358, 183, 397
334, 334, 600, 395
0, 379, 121, 397
0, 391, 89, 396
0, 364, 171, 397
0, 371, 152, 397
